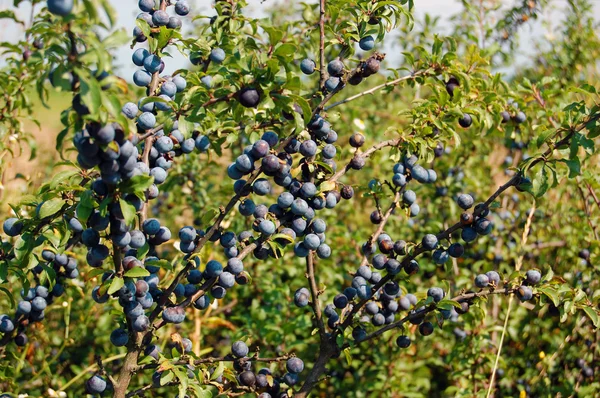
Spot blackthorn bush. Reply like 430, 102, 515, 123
0, 0, 599, 397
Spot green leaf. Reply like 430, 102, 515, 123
273, 43, 297, 58
119, 199, 137, 226
77, 190, 95, 222
289, 94, 312, 125
531, 165, 549, 198
0, 10, 23, 23
211, 362, 225, 381
120, 175, 154, 194
107, 277, 124, 295
136, 19, 151, 37
124, 267, 150, 278
582, 306, 599, 328
38, 198, 66, 219
271, 233, 294, 244
160, 370, 175, 386
200, 208, 219, 226
196, 388, 212, 398
0, 287, 15, 308
560, 158, 580, 178
145, 259, 173, 270
319, 181, 336, 192
49, 170, 79, 189
136, 242, 150, 260
79, 75, 102, 117
437, 299, 462, 310
538, 286, 560, 307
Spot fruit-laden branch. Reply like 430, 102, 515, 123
216, 136, 408, 267
340, 108, 600, 331
337, 173, 521, 332
147, 169, 262, 324
312, 52, 387, 119
295, 110, 600, 397
113, 1, 169, 394
135, 354, 291, 372
128, 355, 292, 396
358, 190, 401, 263
329, 138, 403, 183
341, 286, 518, 349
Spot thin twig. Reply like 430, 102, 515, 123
318, 0, 327, 89
576, 181, 598, 240
586, 182, 600, 211
306, 252, 326, 338
324, 70, 429, 111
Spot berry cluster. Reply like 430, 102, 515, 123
133, 0, 189, 43
390, 154, 439, 219
474, 269, 541, 302
0, 245, 75, 346
313, 183, 502, 346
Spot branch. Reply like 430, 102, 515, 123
136, 354, 290, 372
342, 287, 518, 349
329, 138, 403, 184
586, 182, 600, 211
306, 252, 326, 338
126, 381, 178, 398
355, 190, 401, 268
311, 52, 386, 119
337, 173, 520, 332
324, 70, 430, 111
576, 182, 598, 240
319, 0, 327, 89
147, 170, 262, 324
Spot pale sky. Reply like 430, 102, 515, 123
1, 0, 598, 79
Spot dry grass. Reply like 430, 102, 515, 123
1, 91, 71, 209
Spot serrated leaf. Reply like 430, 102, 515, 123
77, 189, 95, 219
136, 242, 150, 260
79, 75, 102, 116
210, 362, 225, 381
196, 388, 212, 398
49, 170, 79, 189
538, 286, 560, 307
38, 198, 66, 219
87, 268, 107, 279
289, 94, 312, 125
560, 158, 580, 178
273, 43, 296, 57
0, 287, 15, 308
160, 370, 175, 386
531, 165, 549, 198
437, 299, 462, 310
582, 306, 599, 328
